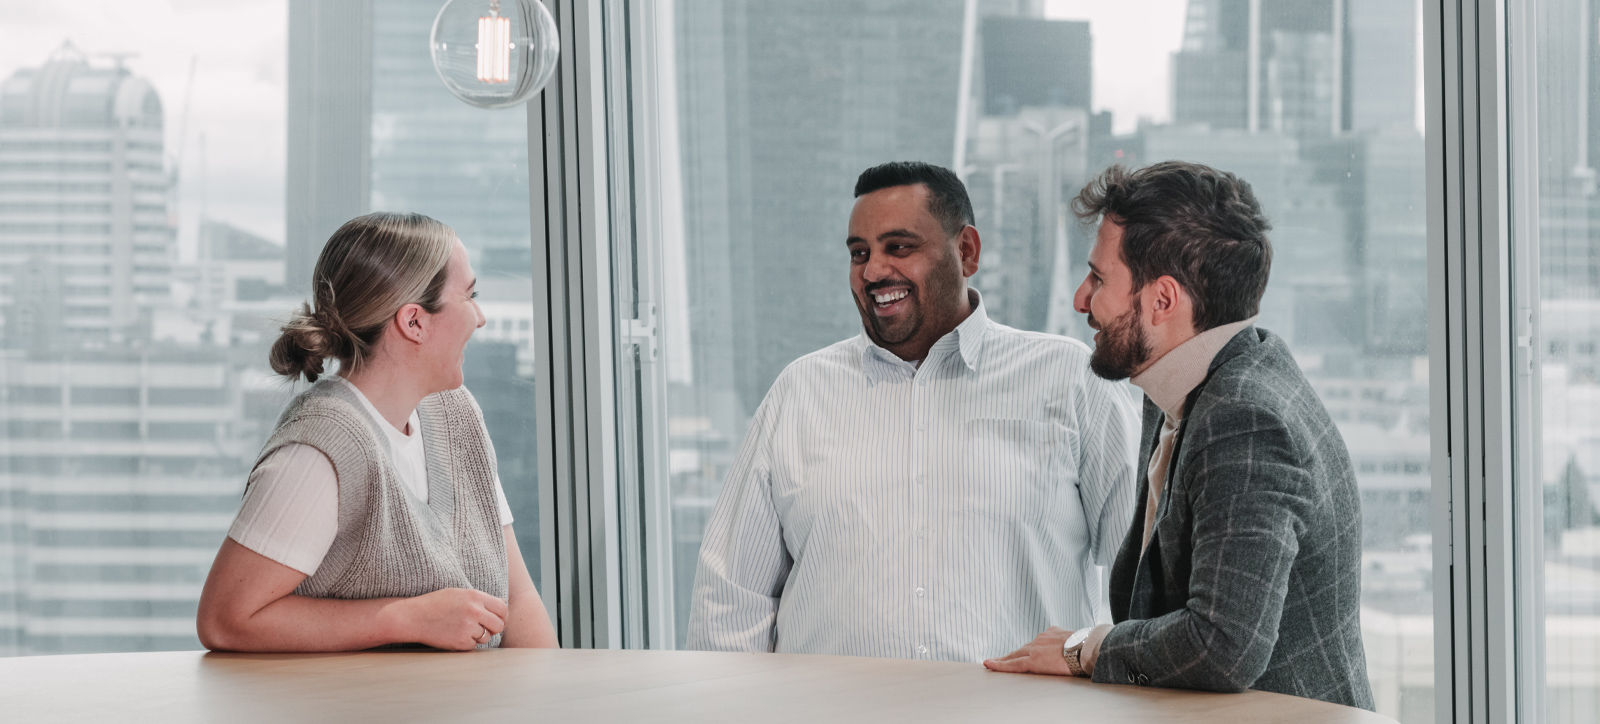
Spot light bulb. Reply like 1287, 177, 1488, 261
477, 3, 511, 83
431, 0, 559, 109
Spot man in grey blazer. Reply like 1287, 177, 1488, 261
984, 161, 1374, 710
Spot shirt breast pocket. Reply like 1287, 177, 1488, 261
961, 418, 1071, 524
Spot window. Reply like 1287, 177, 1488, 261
650, 1, 1434, 720
0, 0, 540, 657
1524, 1, 1600, 720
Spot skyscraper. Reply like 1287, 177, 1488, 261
980, 17, 1091, 117
1171, 0, 1337, 135
0, 43, 175, 347
369, 0, 534, 272
675, 0, 968, 418
0, 44, 258, 656
1346, 0, 1418, 133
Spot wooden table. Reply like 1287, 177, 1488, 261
0, 648, 1397, 723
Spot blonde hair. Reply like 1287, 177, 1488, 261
271, 212, 455, 382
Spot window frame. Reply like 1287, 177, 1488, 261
527, 2, 1557, 723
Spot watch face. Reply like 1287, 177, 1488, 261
1064, 628, 1092, 649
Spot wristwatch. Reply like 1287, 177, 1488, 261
1061, 627, 1093, 677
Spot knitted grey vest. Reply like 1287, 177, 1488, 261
251, 378, 509, 647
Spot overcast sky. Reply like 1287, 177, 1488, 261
0, 0, 1192, 250
1045, 0, 1189, 134
0, 0, 287, 252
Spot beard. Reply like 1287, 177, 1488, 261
855, 249, 965, 348
1088, 300, 1153, 380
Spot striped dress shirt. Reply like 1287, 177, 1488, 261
686, 292, 1138, 662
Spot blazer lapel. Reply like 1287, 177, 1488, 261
1111, 397, 1163, 622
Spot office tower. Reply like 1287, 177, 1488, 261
675, 0, 967, 419
977, 0, 1044, 18
962, 15, 1095, 335
287, 0, 533, 290
1172, 0, 1336, 136
1171, 0, 1250, 130
1536, 0, 1600, 300
980, 18, 1091, 116
965, 107, 1090, 334
159, 219, 291, 349
286, 0, 373, 297
0, 349, 252, 655
1263, 29, 1333, 137
0, 43, 175, 348
0, 44, 260, 656
369, 0, 533, 276
1346, 0, 1417, 132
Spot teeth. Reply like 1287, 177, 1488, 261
873, 290, 908, 304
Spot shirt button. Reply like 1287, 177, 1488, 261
916, 529, 926, 539
916, 645, 928, 655
915, 422, 926, 431
915, 473, 924, 484
915, 586, 925, 597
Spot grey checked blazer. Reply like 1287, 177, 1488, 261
1090, 327, 1375, 710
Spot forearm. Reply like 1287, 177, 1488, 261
200, 593, 411, 652
500, 582, 556, 648
498, 525, 557, 648
1090, 614, 1242, 691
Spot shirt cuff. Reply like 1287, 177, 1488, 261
1080, 623, 1115, 676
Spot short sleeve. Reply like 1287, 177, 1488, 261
227, 443, 340, 576
493, 474, 514, 526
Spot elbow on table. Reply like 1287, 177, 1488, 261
1181, 647, 1270, 695
195, 606, 248, 652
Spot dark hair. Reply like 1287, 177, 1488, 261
1072, 161, 1273, 332
854, 161, 975, 237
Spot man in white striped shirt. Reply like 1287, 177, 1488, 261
685, 162, 1138, 662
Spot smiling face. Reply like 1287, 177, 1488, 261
1074, 218, 1153, 380
422, 239, 486, 392
847, 184, 979, 360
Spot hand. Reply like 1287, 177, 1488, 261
390, 588, 508, 651
983, 626, 1078, 676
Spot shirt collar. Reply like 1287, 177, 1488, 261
860, 288, 991, 385
1129, 316, 1257, 419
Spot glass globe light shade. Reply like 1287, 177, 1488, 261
430, 0, 559, 109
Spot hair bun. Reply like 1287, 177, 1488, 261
269, 303, 341, 382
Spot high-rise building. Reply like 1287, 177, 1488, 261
965, 107, 1090, 334
1535, 0, 1600, 300
0, 43, 175, 348
1172, 0, 1337, 136
1346, 0, 1418, 133
369, 0, 533, 273
0, 44, 264, 656
1171, 0, 1251, 130
980, 18, 1091, 117
0, 349, 253, 655
675, 0, 967, 419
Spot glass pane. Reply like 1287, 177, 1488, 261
369, 0, 541, 582
0, 1, 290, 655
662, 1, 1433, 718
1530, 1, 1600, 720
0, 0, 539, 657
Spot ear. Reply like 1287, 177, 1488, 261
956, 225, 981, 277
393, 303, 427, 345
1142, 275, 1193, 330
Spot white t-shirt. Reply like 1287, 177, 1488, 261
228, 377, 514, 576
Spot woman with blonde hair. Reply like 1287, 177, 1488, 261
197, 212, 556, 651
